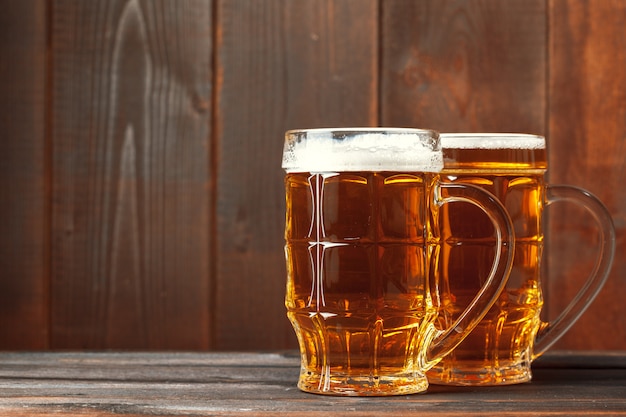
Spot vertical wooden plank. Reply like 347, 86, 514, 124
214, 0, 378, 349
381, 0, 547, 134
0, 0, 49, 349
547, 0, 626, 349
50, 0, 213, 349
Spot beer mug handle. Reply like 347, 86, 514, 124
426, 183, 515, 364
533, 185, 616, 358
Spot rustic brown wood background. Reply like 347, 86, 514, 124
0, 0, 624, 351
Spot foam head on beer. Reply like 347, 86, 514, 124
439, 133, 547, 171
440, 133, 545, 150
282, 127, 444, 173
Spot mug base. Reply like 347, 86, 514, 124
297, 371, 430, 396
426, 362, 532, 386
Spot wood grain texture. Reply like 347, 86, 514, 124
0, 0, 49, 348
381, 0, 547, 134
0, 351, 624, 415
1, 0, 625, 352
546, 0, 626, 349
213, 0, 378, 350
50, 0, 213, 349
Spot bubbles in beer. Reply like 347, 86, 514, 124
282, 128, 444, 173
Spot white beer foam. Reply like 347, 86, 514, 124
282, 128, 444, 173
441, 133, 545, 149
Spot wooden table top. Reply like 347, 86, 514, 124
0, 351, 625, 416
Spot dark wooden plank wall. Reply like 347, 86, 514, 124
0, 0, 49, 349
213, 0, 378, 350
0, 0, 623, 350
546, 0, 626, 349
49, 0, 213, 349
381, 0, 547, 134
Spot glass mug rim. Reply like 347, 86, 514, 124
282, 127, 443, 174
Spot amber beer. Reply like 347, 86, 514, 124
282, 128, 514, 396
427, 133, 615, 386
285, 169, 439, 395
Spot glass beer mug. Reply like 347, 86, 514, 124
427, 133, 616, 386
282, 128, 515, 395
